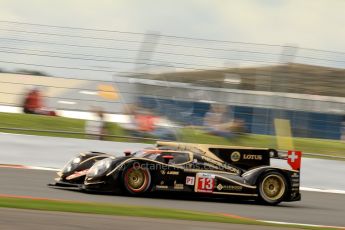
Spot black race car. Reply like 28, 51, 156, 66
51, 141, 301, 205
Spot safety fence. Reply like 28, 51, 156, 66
0, 20, 344, 144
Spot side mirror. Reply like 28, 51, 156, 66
162, 155, 174, 164
124, 150, 132, 156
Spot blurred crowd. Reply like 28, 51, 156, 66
21, 87, 246, 141
118, 103, 245, 141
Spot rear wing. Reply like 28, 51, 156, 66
157, 142, 301, 171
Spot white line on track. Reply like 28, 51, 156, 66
259, 220, 345, 229
27, 166, 59, 171
300, 187, 345, 195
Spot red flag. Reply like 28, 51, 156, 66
287, 151, 302, 171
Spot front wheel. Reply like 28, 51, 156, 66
122, 162, 151, 195
258, 171, 287, 205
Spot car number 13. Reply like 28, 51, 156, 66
196, 175, 215, 193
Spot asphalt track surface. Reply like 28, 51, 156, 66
1, 132, 345, 190
0, 208, 298, 230
1, 167, 345, 227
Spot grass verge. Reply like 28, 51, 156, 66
0, 196, 339, 230
0, 112, 344, 159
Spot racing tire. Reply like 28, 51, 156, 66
122, 162, 151, 195
257, 171, 287, 205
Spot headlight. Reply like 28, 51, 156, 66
87, 158, 112, 178
62, 156, 82, 174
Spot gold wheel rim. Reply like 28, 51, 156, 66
262, 175, 285, 201
127, 169, 146, 190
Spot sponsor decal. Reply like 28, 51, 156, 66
201, 156, 239, 174
174, 181, 184, 190
174, 184, 184, 190
291, 172, 300, 178
228, 167, 240, 174
201, 156, 222, 165
217, 184, 223, 191
230, 151, 241, 162
200, 173, 214, 177
216, 184, 242, 191
156, 185, 168, 189
185, 176, 195, 186
160, 170, 179, 175
243, 154, 263, 160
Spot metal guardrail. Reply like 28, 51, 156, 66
0, 126, 344, 160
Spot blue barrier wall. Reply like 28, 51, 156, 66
138, 97, 343, 140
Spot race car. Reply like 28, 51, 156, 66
50, 141, 302, 205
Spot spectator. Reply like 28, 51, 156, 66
121, 104, 142, 134
85, 108, 108, 140
203, 104, 244, 139
121, 105, 177, 141
22, 88, 56, 116
135, 111, 157, 133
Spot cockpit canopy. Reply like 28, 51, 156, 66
133, 149, 192, 164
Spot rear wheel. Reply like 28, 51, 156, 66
122, 163, 151, 195
258, 171, 287, 205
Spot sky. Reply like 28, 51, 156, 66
0, 0, 344, 79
